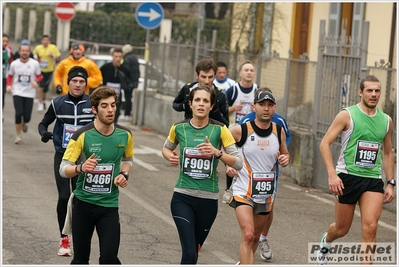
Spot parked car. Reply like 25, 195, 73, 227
87, 54, 184, 92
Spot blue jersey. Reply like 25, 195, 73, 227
238, 111, 290, 177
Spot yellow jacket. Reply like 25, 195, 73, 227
53, 55, 103, 95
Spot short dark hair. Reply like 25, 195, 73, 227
216, 61, 228, 69
239, 60, 255, 71
112, 48, 123, 54
360, 75, 380, 91
189, 85, 216, 107
42, 34, 50, 39
195, 58, 217, 75
90, 86, 118, 110
3, 33, 10, 39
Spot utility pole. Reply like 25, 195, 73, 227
194, 3, 205, 78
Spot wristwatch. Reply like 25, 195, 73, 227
216, 150, 223, 159
119, 171, 129, 181
387, 179, 396, 186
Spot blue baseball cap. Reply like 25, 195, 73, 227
20, 39, 30, 45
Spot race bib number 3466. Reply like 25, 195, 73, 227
82, 164, 114, 193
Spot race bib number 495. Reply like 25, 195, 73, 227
251, 172, 275, 199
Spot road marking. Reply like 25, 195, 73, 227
120, 188, 236, 263
135, 145, 164, 158
133, 158, 158, 171
133, 145, 164, 171
282, 184, 397, 232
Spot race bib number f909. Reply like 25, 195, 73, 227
251, 172, 275, 199
82, 164, 114, 193
182, 147, 214, 179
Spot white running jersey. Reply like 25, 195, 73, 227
229, 83, 258, 128
232, 122, 280, 204
8, 58, 41, 98
214, 78, 235, 93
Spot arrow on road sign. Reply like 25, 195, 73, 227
135, 2, 164, 30
138, 8, 161, 22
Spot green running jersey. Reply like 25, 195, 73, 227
167, 119, 235, 193
63, 122, 134, 207
336, 104, 389, 179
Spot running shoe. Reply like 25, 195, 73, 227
259, 238, 272, 261
222, 189, 233, 204
58, 236, 72, 256
37, 101, 44, 111
14, 135, 22, 145
316, 232, 330, 265
22, 122, 28, 133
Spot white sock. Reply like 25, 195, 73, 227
259, 234, 267, 242
323, 235, 331, 247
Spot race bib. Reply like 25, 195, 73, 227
39, 59, 49, 69
354, 140, 380, 168
235, 101, 252, 124
251, 172, 275, 199
182, 147, 214, 179
82, 163, 114, 193
106, 82, 121, 95
18, 74, 31, 85
62, 124, 83, 148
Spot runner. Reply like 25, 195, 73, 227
163, 85, 243, 264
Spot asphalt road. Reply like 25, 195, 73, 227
1, 92, 397, 266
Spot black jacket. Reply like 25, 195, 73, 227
123, 52, 140, 84
172, 82, 229, 127
100, 62, 134, 91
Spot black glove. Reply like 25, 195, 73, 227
56, 85, 62, 95
41, 132, 53, 143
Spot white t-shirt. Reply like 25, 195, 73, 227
228, 82, 258, 127
8, 58, 41, 98
214, 77, 236, 93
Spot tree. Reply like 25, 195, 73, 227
205, 3, 232, 20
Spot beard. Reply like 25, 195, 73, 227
97, 113, 114, 126
362, 98, 377, 109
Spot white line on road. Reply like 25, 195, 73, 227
282, 184, 397, 232
120, 188, 236, 263
135, 145, 164, 158
133, 158, 159, 171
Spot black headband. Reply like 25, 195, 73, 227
67, 71, 88, 84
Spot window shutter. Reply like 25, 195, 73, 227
351, 3, 365, 43
328, 3, 342, 38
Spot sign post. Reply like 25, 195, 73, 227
54, 2, 76, 57
135, 3, 164, 126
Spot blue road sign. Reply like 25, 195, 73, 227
135, 2, 164, 30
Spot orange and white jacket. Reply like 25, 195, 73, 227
53, 55, 102, 95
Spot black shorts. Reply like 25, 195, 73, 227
336, 173, 384, 204
39, 72, 53, 92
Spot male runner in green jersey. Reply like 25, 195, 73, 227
316, 75, 395, 265
59, 86, 134, 264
